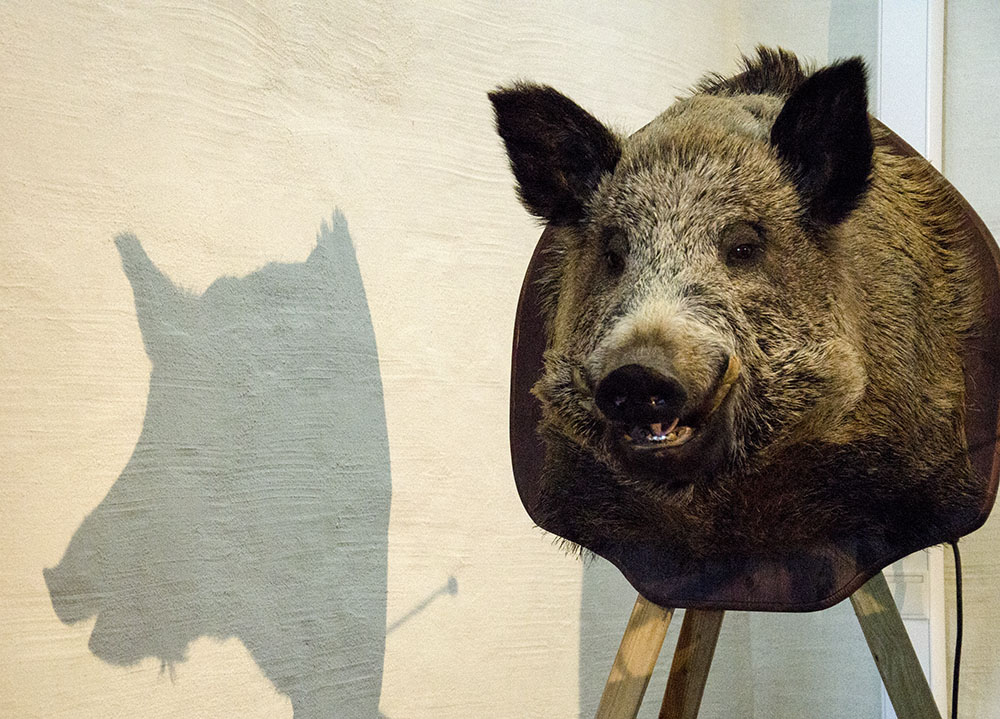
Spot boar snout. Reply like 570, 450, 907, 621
595, 364, 687, 428
591, 345, 742, 481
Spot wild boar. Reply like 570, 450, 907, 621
492, 48, 989, 571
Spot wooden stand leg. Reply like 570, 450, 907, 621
595, 594, 674, 719
593, 572, 937, 719
658, 609, 725, 719
850, 571, 942, 719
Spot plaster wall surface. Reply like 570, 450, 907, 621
942, 3, 1000, 717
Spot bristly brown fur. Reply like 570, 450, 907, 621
695, 46, 810, 98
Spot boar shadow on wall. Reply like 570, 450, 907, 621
44, 211, 390, 718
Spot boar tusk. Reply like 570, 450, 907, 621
708, 355, 742, 415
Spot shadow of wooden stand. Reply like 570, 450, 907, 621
595, 571, 941, 719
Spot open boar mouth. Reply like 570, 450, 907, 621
620, 355, 742, 454
625, 418, 694, 448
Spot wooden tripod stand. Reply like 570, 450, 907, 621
595, 571, 943, 719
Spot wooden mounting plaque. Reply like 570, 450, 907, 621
509, 126, 1000, 612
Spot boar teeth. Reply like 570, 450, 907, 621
663, 425, 694, 446
625, 419, 693, 447
649, 419, 679, 440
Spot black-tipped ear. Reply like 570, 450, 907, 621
771, 58, 873, 226
489, 83, 620, 224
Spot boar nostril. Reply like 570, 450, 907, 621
594, 364, 688, 425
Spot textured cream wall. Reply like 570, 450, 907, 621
942, 3, 1000, 717
737, 0, 831, 62
0, 2, 741, 717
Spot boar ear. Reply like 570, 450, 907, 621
489, 83, 620, 224
771, 58, 873, 226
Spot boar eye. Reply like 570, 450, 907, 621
728, 244, 757, 263
599, 228, 627, 275
722, 222, 764, 267
603, 249, 625, 275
